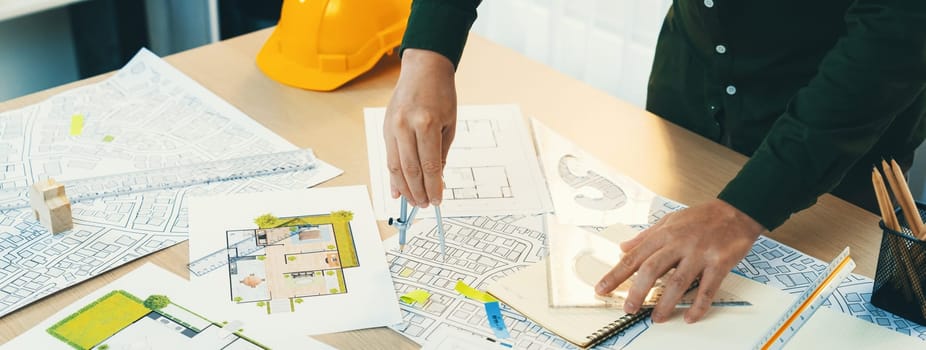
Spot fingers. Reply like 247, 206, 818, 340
596, 228, 665, 299
650, 259, 699, 323
621, 248, 680, 315
394, 127, 430, 207
385, 135, 407, 199
440, 124, 455, 170
685, 267, 724, 323
416, 121, 445, 207
384, 104, 455, 208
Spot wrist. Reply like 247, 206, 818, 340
713, 198, 767, 239
401, 49, 455, 77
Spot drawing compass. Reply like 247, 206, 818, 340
390, 196, 446, 258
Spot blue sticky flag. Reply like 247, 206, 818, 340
484, 301, 511, 339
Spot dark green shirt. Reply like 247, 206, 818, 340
401, 0, 926, 230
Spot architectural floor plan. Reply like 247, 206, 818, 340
451, 119, 499, 150
443, 166, 513, 200
225, 214, 359, 313
0, 49, 341, 317
187, 186, 402, 336
4, 263, 335, 350
47, 290, 267, 350
365, 105, 552, 219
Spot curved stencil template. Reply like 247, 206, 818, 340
558, 155, 628, 211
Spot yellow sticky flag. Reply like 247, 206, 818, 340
454, 280, 498, 303
69, 114, 84, 136
400, 289, 432, 305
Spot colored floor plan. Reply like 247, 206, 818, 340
47, 290, 266, 350
226, 213, 359, 313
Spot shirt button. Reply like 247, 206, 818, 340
715, 44, 726, 54
709, 105, 717, 110
704, 0, 714, 8
726, 85, 737, 95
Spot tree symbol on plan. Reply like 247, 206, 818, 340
143, 295, 170, 310
557, 155, 627, 211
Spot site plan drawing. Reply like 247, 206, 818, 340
365, 105, 553, 219
188, 186, 402, 335
0, 48, 342, 317
387, 178, 925, 350
386, 214, 649, 349
531, 118, 665, 226
3, 263, 335, 350
394, 213, 926, 349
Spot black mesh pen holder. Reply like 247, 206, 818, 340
871, 202, 926, 326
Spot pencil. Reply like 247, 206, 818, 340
873, 167, 926, 315
881, 159, 923, 237
890, 159, 925, 238
872, 168, 901, 232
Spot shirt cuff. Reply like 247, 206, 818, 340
717, 146, 818, 231
400, 0, 479, 69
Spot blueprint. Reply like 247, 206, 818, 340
0, 48, 342, 317
390, 213, 926, 349
392, 215, 926, 349
187, 186, 402, 335
3, 263, 335, 350
365, 105, 553, 220
375, 113, 924, 348
385, 213, 664, 350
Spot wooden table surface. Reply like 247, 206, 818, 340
0, 28, 885, 349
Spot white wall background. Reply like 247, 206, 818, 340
471, 0, 672, 108
470, 0, 925, 201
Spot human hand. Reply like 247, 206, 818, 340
595, 199, 766, 323
383, 48, 457, 208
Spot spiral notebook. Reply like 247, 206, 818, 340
487, 262, 650, 348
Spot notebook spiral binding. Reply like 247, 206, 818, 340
585, 309, 653, 348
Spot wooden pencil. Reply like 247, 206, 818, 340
872, 167, 926, 316
872, 168, 901, 232
890, 159, 926, 239
880, 159, 920, 237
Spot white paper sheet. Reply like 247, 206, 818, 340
2, 263, 336, 350
365, 105, 553, 219
625, 273, 926, 349
531, 118, 671, 226
420, 327, 512, 350
187, 185, 402, 335
0, 48, 341, 317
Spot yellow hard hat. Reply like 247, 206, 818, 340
257, 0, 411, 91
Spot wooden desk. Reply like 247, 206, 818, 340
0, 28, 884, 349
